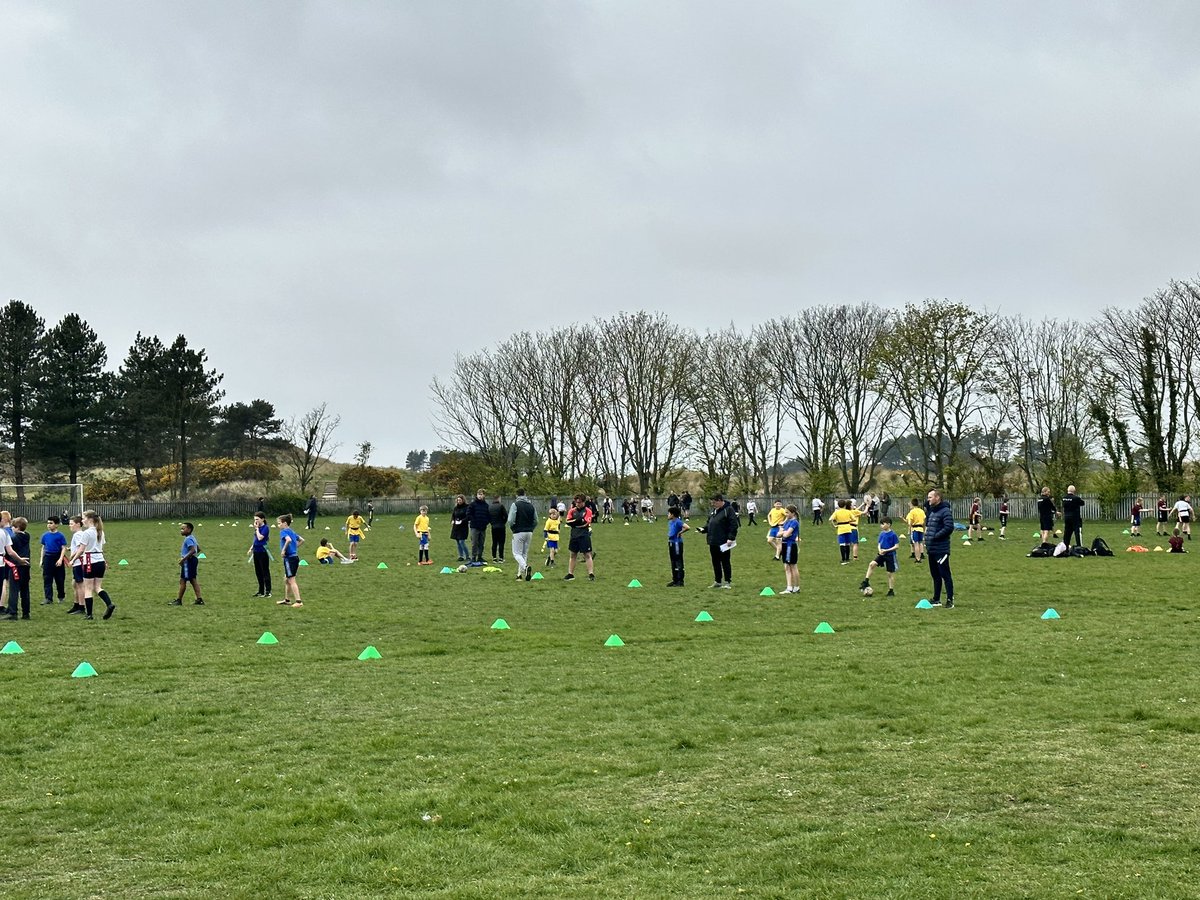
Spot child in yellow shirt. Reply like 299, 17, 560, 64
344, 510, 366, 559
905, 498, 926, 562
316, 538, 350, 564
414, 506, 431, 565
828, 500, 856, 565
543, 508, 561, 567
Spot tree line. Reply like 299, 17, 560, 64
0, 300, 342, 497
430, 281, 1200, 499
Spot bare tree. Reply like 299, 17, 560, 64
762, 313, 839, 494
874, 299, 998, 490
599, 312, 695, 493
282, 403, 341, 493
1093, 291, 1193, 492
814, 304, 898, 494
431, 349, 522, 485
994, 316, 1096, 492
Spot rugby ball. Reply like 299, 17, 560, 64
456, 564, 468, 573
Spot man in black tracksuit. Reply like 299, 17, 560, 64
1061, 485, 1085, 548
924, 489, 955, 609
488, 496, 507, 562
468, 490, 492, 563
701, 494, 739, 588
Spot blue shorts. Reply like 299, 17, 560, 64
910, 530, 924, 544
781, 542, 798, 564
419, 533, 429, 547
180, 557, 198, 583
319, 557, 334, 565
546, 539, 558, 549
348, 534, 361, 544
850, 529, 859, 543
768, 526, 780, 538
283, 556, 300, 578
837, 533, 854, 546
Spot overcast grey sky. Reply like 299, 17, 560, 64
4, 1, 1199, 466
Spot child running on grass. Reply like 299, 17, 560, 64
171, 522, 204, 607
860, 517, 899, 597
277, 514, 304, 607
413, 505, 432, 565
779, 505, 801, 593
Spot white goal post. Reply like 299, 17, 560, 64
0, 484, 85, 518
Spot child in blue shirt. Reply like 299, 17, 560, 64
779, 505, 801, 593
247, 513, 272, 598
40, 516, 68, 605
276, 514, 304, 608
171, 522, 204, 606
860, 517, 899, 597
666, 506, 689, 586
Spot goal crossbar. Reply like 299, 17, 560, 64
0, 484, 85, 516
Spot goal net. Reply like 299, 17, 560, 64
0, 484, 85, 519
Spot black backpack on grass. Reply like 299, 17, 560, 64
1027, 543, 1052, 558
1091, 537, 1114, 557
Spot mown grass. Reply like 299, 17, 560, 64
1, 515, 1198, 898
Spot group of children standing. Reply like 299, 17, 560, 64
5, 511, 117, 622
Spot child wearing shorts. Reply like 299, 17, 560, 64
861, 517, 899, 596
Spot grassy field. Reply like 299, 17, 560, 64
2, 514, 1199, 899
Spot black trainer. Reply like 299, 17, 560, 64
944, 600, 955, 609
67, 606, 85, 614
563, 573, 575, 581
194, 599, 205, 605
525, 566, 532, 582
588, 573, 595, 581
859, 578, 870, 590
169, 599, 182, 606
886, 589, 895, 597
103, 603, 116, 620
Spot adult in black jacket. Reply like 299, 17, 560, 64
702, 494, 740, 588
1036, 486, 1057, 545
468, 490, 491, 563
450, 495, 470, 560
304, 495, 318, 530
1061, 485, 1085, 548
488, 496, 507, 562
924, 489, 955, 609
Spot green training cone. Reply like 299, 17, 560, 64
118, 559, 129, 566
1121, 529, 1130, 535
298, 559, 309, 566
440, 566, 453, 573
377, 562, 389, 570
1032, 531, 1040, 538
257, 632, 279, 645
759, 586, 776, 596
694, 611, 714, 622
531, 572, 544, 580
197, 552, 207, 559
1, 640, 24, 654
491, 618, 510, 630
71, 661, 97, 678
813, 622, 835, 634
604, 634, 625, 647
916, 599, 933, 609
627, 579, 642, 588
1041, 608, 1061, 620
357, 645, 382, 659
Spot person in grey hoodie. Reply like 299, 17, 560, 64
507, 489, 538, 580
924, 488, 955, 609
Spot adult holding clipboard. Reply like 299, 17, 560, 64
700, 493, 739, 590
